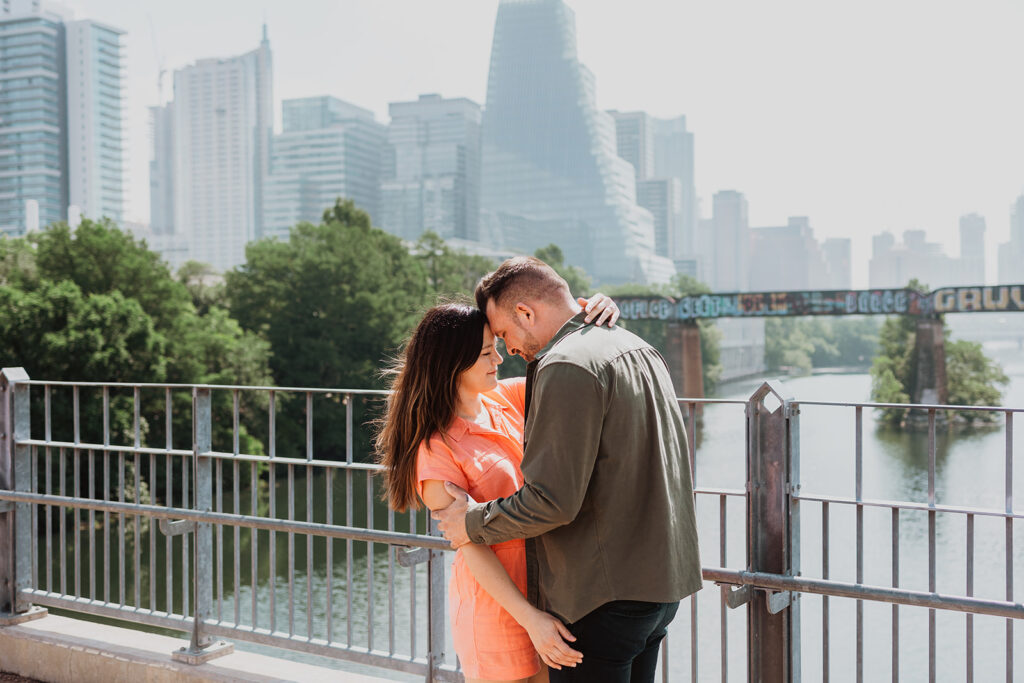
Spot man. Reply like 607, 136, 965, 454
433, 256, 702, 681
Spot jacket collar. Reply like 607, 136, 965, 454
533, 310, 588, 363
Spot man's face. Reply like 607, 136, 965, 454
485, 298, 545, 361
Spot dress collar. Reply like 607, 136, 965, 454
446, 393, 505, 442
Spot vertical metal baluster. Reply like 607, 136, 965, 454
720, 493, 727, 683
165, 388, 172, 614
89, 444, 96, 601
149, 445, 156, 612
306, 392, 313, 640
346, 395, 353, 645
59, 446, 66, 596
73, 386, 80, 598
927, 409, 936, 683
388, 506, 395, 655
44, 385, 52, 594
856, 406, 863, 683
690, 404, 698, 683
31, 445, 37, 592
103, 387, 110, 604
823, 501, 830, 683
216, 449, 223, 623
249, 458, 258, 630
892, 507, 899, 683
367, 473, 375, 651
410, 507, 417, 657
1005, 411, 1013, 683
182, 432, 189, 619
268, 390, 276, 633
119, 405, 126, 607
966, 513, 974, 683
287, 462, 294, 636
233, 390, 241, 627
250, 459, 258, 628
133, 386, 141, 609
326, 466, 333, 643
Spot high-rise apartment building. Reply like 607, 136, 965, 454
652, 116, 697, 257
636, 177, 683, 259
0, 1, 67, 235
749, 217, 828, 291
168, 28, 272, 271
869, 229, 959, 289
998, 196, 1024, 284
480, 0, 673, 285
822, 237, 852, 289
379, 94, 481, 242
958, 213, 985, 285
608, 111, 654, 180
65, 19, 124, 224
263, 96, 385, 238
148, 104, 174, 234
710, 190, 750, 291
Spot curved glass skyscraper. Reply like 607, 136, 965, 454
481, 0, 674, 285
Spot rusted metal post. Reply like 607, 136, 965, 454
0, 367, 46, 624
665, 320, 705, 400
746, 381, 800, 682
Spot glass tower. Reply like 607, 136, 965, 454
480, 0, 674, 284
0, 3, 66, 235
262, 96, 385, 238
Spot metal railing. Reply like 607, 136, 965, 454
2, 368, 1023, 682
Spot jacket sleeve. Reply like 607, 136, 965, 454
465, 361, 604, 545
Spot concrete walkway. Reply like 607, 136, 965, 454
0, 614, 406, 682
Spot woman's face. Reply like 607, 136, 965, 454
458, 324, 503, 397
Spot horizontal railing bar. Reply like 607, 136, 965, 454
14, 380, 390, 395
24, 590, 190, 629
18, 439, 194, 457
795, 493, 1024, 520
794, 399, 1024, 413
704, 568, 1024, 619
694, 486, 746, 497
677, 398, 748, 405
21, 591, 457, 681
0, 490, 451, 550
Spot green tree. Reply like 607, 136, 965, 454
412, 231, 495, 298
177, 260, 227, 316
533, 244, 591, 298
226, 199, 430, 460
604, 275, 723, 393
869, 280, 1006, 425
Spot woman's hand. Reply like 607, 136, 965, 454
521, 608, 583, 670
578, 292, 620, 327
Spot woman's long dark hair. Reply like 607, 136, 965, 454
376, 303, 487, 511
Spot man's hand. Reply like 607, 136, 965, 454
432, 481, 471, 548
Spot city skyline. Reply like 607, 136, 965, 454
43, 0, 1024, 286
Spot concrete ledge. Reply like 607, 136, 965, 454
0, 614, 389, 682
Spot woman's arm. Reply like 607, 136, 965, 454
420, 479, 582, 671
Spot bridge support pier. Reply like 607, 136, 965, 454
665, 321, 704, 399
912, 317, 948, 405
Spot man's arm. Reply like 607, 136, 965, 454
468, 362, 605, 545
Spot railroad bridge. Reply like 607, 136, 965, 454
613, 284, 1024, 400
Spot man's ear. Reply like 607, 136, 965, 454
513, 302, 536, 327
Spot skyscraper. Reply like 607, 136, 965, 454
998, 195, 1024, 284
169, 28, 272, 271
379, 94, 481, 242
608, 111, 654, 180
65, 19, 124, 224
711, 190, 750, 291
958, 213, 985, 285
263, 96, 385, 238
148, 104, 174, 234
822, 237, 852, 289
480, 0, 674, 285
636, 177, 683, 259
0, 1, 67, 235
652, 116, 697, 258
749, 217, 829, 291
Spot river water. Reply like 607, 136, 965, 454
40, 343, 1024, 681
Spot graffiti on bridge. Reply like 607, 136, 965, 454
615, 285, 1024, 321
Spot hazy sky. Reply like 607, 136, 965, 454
62, 0, 1024, 286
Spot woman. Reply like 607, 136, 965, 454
376, 296, 618, 682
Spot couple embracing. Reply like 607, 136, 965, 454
377, 257, 702, 683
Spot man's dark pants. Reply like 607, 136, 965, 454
548, 600, 680, 683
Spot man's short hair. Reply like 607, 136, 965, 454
475, 256, 571, 312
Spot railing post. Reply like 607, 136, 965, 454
426, 520, 448, 682
172, 386, 232, 663
1, 367, 45, 625
746, 381, 800, 682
